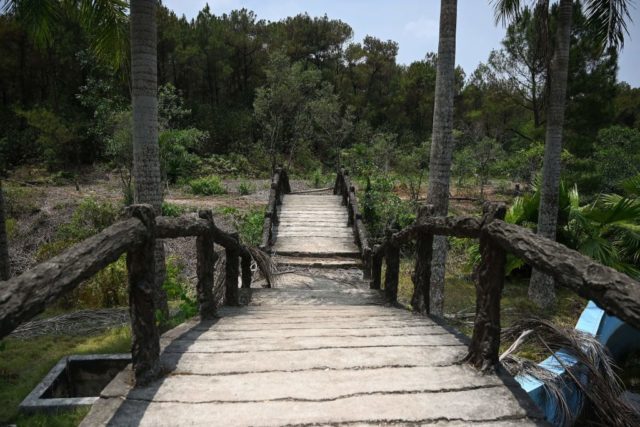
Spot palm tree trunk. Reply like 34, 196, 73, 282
528, 0, 573, 308
426, 0, 458, 316
131, 0, 168, 318
0, 181, 10, 281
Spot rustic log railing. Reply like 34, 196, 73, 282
0, 205, 256, 384
371, 202, 640, 372
260, 167, 291, 250
333, 169, 372, 279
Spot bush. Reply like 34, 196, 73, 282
238, 181, 255, 195
189, 175, 226, 195
162, 202, 188, 217
362, 177, 415, 240
163, 257, 197, 319
57, 197, 118, 241
239, 209, 264, 246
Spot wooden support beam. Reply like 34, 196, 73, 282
196, 210, 217, 319
465, 203, 507, 372
412, 205, 435, 315
384, 229, 400, 303
126, 205, 161, 385
371, 244, 383, 290
225, 232, 240, 306
241, 255, 252, 289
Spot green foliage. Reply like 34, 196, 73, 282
29, 197, 124, 308
217, 206, 265, 246
3, 186, 43, 217
238, 209, 265, 246
16, 108, 81, 171
57, 197, 118, 241
238, 181, 255, 195
162, 202, 188, 217
362, 177, 415, 240
592, 126, 640, 193
189, 175, 227, 196
163, 257, 197, 320
159, 128, 207, 183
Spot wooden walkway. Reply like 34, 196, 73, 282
272, 194, 362, 268
81, 193, 545, 426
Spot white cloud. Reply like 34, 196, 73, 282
403, 17, 438, 39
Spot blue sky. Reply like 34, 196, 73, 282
163, 0, 640, 87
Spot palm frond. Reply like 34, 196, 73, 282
502, 318, 638, 426
491, 0, 525, 26
79, 0, 129, 68
621, 174, 640, 197
2, 0, 61, 48
584, 0, 633, 51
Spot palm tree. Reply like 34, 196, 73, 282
130, 0, 168, 317
0, 0, 128, 284
3, 0, 169, 315
492, 0, 632, 308
425, 0, 458, 316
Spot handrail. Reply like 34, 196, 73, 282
260, 167, 291, 250
0, 205, 258, 385
334, 169, 372, 279
370, 202, 640, 372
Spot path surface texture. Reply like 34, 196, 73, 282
81, 194, 546, 426
271, 194, 362, 269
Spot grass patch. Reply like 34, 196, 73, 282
216, 206, 264, 246
189, 175, 226, 195
0, 326, 131, 425
238, 181, 255, 195
162, 202, 191, 217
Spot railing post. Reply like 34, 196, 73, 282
347, 186, 356, 226
196, 210, 217, 319
333, 170, 341, 195
371, 244, 383, 290
412, 205, 435, 314
125, 204, 160, 385
341, 170, 349, 206
362, 246, 372, 281
384, 229, 400, 303
241, 255, 252, 289
465, 203, 507, 371
225, 232, 240, 306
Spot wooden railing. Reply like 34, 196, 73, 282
260, 167, 291, 250
333, 169, 372, 279
372, 202, 640, 372
0, 204, 256, 384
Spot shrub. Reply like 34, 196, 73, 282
310, 168, 325, 188
239, 209, 264, 246
189, 175, 226, 195
163, 257, 197, 319
162, 202, 188, 217
57, 197, 118, 241
362, 177, 415, 241
238, 181, 255, 195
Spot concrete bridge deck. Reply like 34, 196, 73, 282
81, 193, 545, 426
82, 274, 544, 426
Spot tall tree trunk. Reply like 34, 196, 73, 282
426, 0, 457, 316
528, 0, 573, 308
0, 181, 10, 281
130, 0, 168, 318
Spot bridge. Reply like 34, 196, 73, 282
2, 169, 640, 426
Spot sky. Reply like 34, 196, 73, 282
162, 0, 640, 87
